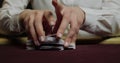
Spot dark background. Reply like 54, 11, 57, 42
0, 0, 3, 7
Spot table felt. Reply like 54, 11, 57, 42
0, 44, 120, 63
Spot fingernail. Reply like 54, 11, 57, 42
40, 36, 45, 42
64, 42, 69, 47
51, 21, 55, 26
57, 33, 62, 38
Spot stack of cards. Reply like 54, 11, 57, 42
26, 36, 76, 51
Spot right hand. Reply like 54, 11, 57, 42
52, 0, 85, 47
19, 10, 55, 46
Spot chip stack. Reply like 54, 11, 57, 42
26, 36, 76, 51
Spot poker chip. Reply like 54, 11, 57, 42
26, 36, 76, 51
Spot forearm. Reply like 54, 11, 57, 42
80, 8, 120, 36
0, 0, 29, 35
0, 13, 23, 35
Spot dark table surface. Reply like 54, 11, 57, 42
0, 44, 120, 63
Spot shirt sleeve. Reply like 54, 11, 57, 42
0, 0, 29, 35
80, 0, 120, 37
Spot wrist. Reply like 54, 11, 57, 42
19, 9, 32, 20
78, 7, 86, 25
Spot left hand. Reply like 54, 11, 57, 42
52, 0, 85, 47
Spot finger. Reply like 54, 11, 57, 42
64, 15, 78, 46
70, 13, 79, 28
52, 0, 64, 21
64, 35, 72, 47
64, 30, 78, 47
64, 29, 77, 47
22, 14, 34, 47
71, 34, 77, 43
24, 15, 30, 32
52, 0, 64, 10
70, 13, 80, 32
43, 11, 56, 35
70, 34, 77, 49
52, 0, 65, 34
56, 14, 70, 38
48, 16, 56, 26
28, 15, 40, 46
34, 11, 45, 42
77, 15, 83, 28
71, 14, 79, 40
44, 11, 56, 26
24, 15, 33, 42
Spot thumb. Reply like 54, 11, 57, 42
52, 0, 64, 11
52, 0, 64, 34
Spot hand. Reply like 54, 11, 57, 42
52, 0, 85, 47
19, 10, 55, 46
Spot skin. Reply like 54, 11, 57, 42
52, 0, 85, 47
19, 10, 55, 46
19, 0, 85, 47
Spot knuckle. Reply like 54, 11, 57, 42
64, 15, 69, 19
25, 25, 28, 31
77, 21, 82, 25
28, 21, 33, 28
58, 30, 64, 34
71, 26, 77, 31
58, 27, 66, 33
29, 14, 34, 18
24, 17, 29, 23
23, 20, 28, 25
34, 12, 44, 22
68, 30, 75, 38
68, 27, 79, 38
29, 30, 37, 41
72, 27, 79, 34
29, 25, 33, 31
35, 11, 43, 16
35, 11, 41, 14
60, 26, 65, 31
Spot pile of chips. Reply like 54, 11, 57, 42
26, 35, 76, 51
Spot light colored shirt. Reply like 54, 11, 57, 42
0, 0, 120, 36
